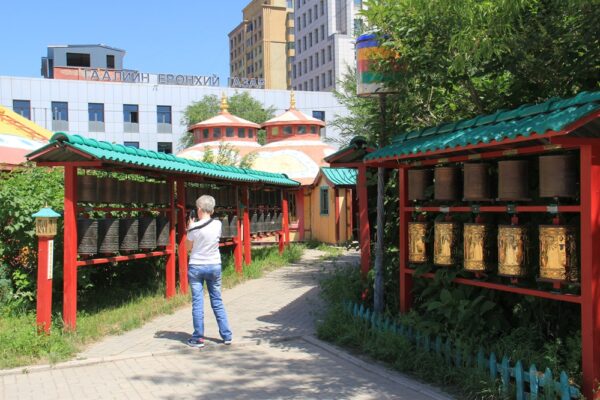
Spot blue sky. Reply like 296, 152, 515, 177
0, 0, 250, 81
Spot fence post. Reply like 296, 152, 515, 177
515, 360, 524, 400
501, 356, 510, 396
444, 338, 452, 365
543, 368, 555, 399
529, 364, 539, 400
477, 348, 485, 371
559, 371, 570, 400
489, 352, 498, 381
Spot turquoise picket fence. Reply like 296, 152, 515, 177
344, 302, 581, 399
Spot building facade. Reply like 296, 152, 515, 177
229, 0, 296, 90
292, 0, 364, 92
1, 44, 349, 154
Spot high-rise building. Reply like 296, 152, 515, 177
291, 0, 364, 92
229, 0, 296, 90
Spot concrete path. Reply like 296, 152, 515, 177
1, 249, 454, 400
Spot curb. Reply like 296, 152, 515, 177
301, 335, 455, 400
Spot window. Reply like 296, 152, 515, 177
238, 128, 246, 138
303, 59, 307, 74
328, 69, 333, 86
302, 13, 306, 27
203, 129, 209, 139
315, 28, 319, 43
297, 40, 301, 54
327, 45, 332, 61
309, 32, 312, 47
303, 36, 306, 51
272, 126, 279, 136
312, 110, 325, 121
157, 142, 172, 154
320, 187, 329, 215
213, 127, 221, 138
321, 49, 325, 64
287, 191, 297, 223
322, 72, 326, 87
123, 104, 139, 123
293, 64, 297, 79
123, 104, 139, 133
321, 24, 325, 40
52, 101, 68, 131
124, 141, 139, 148
310, 125, 317, 134
316, 76, 320, 91
297, 17, 300, 29
298, 125, 307, 134
315, 52, 319, 67
66, 52, 90, 67
308, 9, 312, 23
248, 129, 254, 138
309, 79, 313, 91
106, 54, 115, 69
309, 56, 313, 71
13, 100, 30, 120
226, 127, 235, 137
320, 0, 324, 15
88, 103, 104, 132
284, 126, 293, 135
157, 105, 172, 133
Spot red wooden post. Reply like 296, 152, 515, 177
234, 187, 243, 273
296, 189, 305, 241
282, 191, 289, 247
242, 186, 251, 266
63, 166, 78, 330
398, 166, 412, 313
176, 179, 188, 294
347, 189, 353, 241
35, 236, 53, 333
334, 188, 340, 243
357, 165, 371, 277
579, 144, 600, 399
165, 178, 176, 298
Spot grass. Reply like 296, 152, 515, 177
305, 240, 345, 260
0, 244, 304, 370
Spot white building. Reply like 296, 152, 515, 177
291, 0, 364, 92
0, 45, 350, 154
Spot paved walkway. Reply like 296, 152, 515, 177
1, 249, 454, 400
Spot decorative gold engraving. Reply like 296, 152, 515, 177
434, 222, 458, 266
464, 224, 491, 272
498, 225, 527, 277
408, 222, 428, 263
539, 225, 578, 282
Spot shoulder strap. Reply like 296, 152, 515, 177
187, 218, 215, 233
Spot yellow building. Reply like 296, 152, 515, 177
229, 0, 295, 90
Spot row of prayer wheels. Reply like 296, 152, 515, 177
77, 217, 170, 255
77, 175, 169, 204
249, 190, 282, 207
185, 186, 237, 208
408, 221, 578, 282
408, 154, 577, 201
250, 212, 283, 234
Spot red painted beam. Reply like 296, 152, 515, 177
76, 250, 172, 267
282, 192, 290, 247
334, 188, 340, 243
403, 205, 580, 213
357, 165, 371, 277
404, 269, 582, 304
399, 167, 412, 313
63, 166, 78, 330
296, 189, 305, 241
165, 178, 176, 298
176, 179, 188, 294
242, 187, 251, 266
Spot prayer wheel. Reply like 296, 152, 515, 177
498, 160, 530, 201
434, 166, 461, 201
408, 169, 433, 201
120, 180, 139, 204
119, 218, 139, 251
539, 154, 577, 198
463, 223, 493, 272
220, 215, 230, 238
185, 186, 198, 207
156, 182, 169, 205
77, 174, 97, 203
408, 222, 428, 263
463, 163, 491, 201
274, 212, 283, 231
77, 218, 98, 255
138, 217, 157, 250
229, 215, 239, 237
138, 182, 155, 204
434, 221, 459, 266
498, 225, 527, 277
250, 212, 258, 234
539, 225, 578, 282
265, 212, 274, 232
156, 216, 170, 247
98, 218, 119, 254
258, 212, 266, 233
98, 177, 119, 204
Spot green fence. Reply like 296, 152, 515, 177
344, 302, 581, 399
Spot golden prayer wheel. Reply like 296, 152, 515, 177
498, 225, 527, 277
434, 222, 459, 266
408, 169, 433, 201
408, 222, 428, 263
539, 225, 578, 282
434, 166, 461, 201
463, 163, 491, 201
498, 160, 530, 201
463, 223, 492, 272
539, 154, 578, 198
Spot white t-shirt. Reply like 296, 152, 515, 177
187, 217, 222, 265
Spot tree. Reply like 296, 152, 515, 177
180, 92, 276, 148
199, 143, 257, 169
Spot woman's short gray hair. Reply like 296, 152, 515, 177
196, 195, 216, 214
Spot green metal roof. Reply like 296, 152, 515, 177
321, 167, 358, 186
366, 90, 600, 161
324, 136, 371, 164
27, 133, 300, 187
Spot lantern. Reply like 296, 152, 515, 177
32, 207, 61, 237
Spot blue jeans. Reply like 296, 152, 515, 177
188, 264, 232, 341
